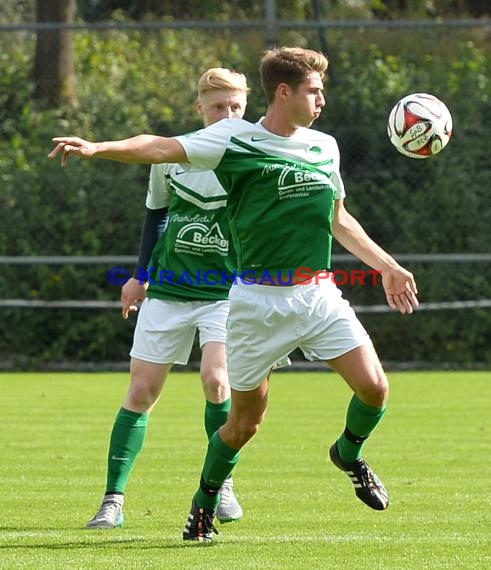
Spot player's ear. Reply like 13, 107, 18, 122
276, 82, 291, 102
195, 99, 203, 116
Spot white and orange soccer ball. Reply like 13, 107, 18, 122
387, 92, 453, 158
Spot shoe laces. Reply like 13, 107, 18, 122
358, 461, 380, 490
98, 499, 122, 519
201, 511, 219, 536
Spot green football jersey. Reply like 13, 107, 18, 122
175, 119, 346, 278
145, 163, 234, 301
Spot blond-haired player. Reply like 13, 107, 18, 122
86, 68, 249, 529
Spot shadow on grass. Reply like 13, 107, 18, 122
0, 528, 218, 550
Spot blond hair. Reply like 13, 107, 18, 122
197, 67, 249, 98
260, 47, 329, 103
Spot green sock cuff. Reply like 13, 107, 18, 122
210, 431, 240, 461
206, 398, 231, 413
346, 396, 386, 438
352, 395, 387, 416
204, 399, 231, 440
117, 407, 149, 427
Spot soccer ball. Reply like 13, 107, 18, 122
387, 93, 452, 158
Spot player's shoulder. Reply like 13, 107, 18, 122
298, 127, 341, 162
204, 118, 251, 135
177, 119, 251, 146
298, 126, 339, 147
162, 163, 225, 196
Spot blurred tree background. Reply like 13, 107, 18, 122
0, 0, 489, 369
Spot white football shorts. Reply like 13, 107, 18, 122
130, 297, 229, 365
226, 279, 370, 391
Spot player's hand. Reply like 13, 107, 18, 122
48, 137, 97, 167
121, 277, 148, 320
381, 266, 419, 315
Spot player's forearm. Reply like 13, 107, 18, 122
93, 135, 187, 164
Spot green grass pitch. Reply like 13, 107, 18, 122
0, 371, 489, 569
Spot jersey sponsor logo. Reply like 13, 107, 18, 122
251, 135, 270, 142
262, 163, 333, 201
175, 222, 228, 255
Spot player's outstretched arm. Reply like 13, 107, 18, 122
332, 199, 419, 315
48, 135, 188, 167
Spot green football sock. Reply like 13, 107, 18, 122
204, 398, 231, 440
336, 395, 387, 462
106, 407, 149, 494
195, 431, 240, 509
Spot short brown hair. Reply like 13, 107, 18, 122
259, 47, 328, 103
197, 67, 249, 98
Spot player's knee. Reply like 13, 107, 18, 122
202, 369, 226, 389
365, 372, 389, 407
201, 367, 230, 399
126, 381, 160, 411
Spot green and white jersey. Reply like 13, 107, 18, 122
145, 163, 233, 302
175, 118, 345, 276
